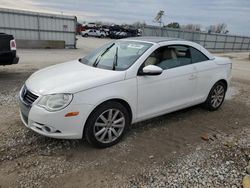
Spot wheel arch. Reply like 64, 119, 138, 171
82, 98, 133, 138
215, 79, 228, 91
204, 78, 228, 103
203, 78, 228, 111
111, 99, 133, 123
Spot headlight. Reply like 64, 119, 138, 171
37, 93, 73, 112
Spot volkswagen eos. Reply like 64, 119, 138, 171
19, 37, 232, 148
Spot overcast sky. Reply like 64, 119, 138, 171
0, 0, 250, 36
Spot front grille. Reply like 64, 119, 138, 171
22, 86, 39, 106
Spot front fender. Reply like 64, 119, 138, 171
73, 78, 137, 123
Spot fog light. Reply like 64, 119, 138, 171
43, 126, 51, 132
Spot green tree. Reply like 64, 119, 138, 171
165, 22, 180, 29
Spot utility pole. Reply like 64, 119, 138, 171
153, 10, 165, 27
153, 10, 165, 36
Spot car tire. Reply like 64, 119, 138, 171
84, 34, 88, 37
100, 35, 104, 38
84, 101, 130, 148
203, 81, 227, 111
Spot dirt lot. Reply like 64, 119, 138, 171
0, 37, 250, 188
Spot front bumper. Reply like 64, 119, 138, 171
19, 97, 94, 139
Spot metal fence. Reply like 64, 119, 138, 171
0, 8, 77, 48
142, 25, 250, 52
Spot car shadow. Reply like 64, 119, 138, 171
128, 104, 203, 132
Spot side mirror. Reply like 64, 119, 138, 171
140, 65, 163, 76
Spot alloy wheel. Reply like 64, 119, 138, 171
211, 84, 225, 108
94, 109, 125, 144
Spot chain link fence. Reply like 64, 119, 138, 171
142, 25, 250, 52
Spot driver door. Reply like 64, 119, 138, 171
137, 45, 197, 120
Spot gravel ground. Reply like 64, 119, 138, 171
129, 128, 250, 188
0, 38, 249, 187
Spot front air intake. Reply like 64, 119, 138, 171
21, 86, 39, 106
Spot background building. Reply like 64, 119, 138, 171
0, 8, 77, 49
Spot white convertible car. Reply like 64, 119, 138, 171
19, 37, 232, 148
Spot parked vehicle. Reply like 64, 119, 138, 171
86, 22, 97, 28
109, 28, 139, 39
109, 31, 127, 39
81, 29, 106, 38
19, 37, 232, 148
100, 25, 110, 33
0, 33, 19, 66
76, 23, 85, 35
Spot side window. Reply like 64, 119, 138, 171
169, 45, 192, 66
190, 47, 209, 63
143, 45, 192, 70
144, 51, 160, 67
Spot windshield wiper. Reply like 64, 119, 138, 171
93, 43, 115, 67
112, 47, 118, 70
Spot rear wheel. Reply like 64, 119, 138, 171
84, 101, 129, 148
203, 81, 227, 111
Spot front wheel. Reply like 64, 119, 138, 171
203, 81, 227, 111
84, 101, 129, 148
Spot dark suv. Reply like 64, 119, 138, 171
0, 33, 19, 66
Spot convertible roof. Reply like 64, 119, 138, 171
124, 36, 185, 43
124, 36, 214, 60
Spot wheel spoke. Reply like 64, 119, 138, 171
211, 95, 216, 99
211, 98, 216, 104
100, 129, 108, 141
112, 124, 124, 128
100, 114, 108, 124
95, 127, 106, 137
111, 128, 119, 137
113, 117, 124, 125
218, 96, 224, 100
213, 90, 218, 95
108, 109, 113, 121
108, 129, 112, 142
111, 110, 119, 122
95, 122, 106, 127
215, 100, 220, 107
217, 88, 223, 95
212, 99, 217, 107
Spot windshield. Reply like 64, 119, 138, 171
80, 41, 152, 71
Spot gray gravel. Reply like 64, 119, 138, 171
129, 128, 250, 188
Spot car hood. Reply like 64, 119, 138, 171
25, 60, 126, 95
